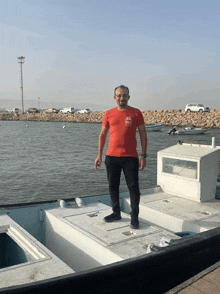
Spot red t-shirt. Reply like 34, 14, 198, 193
102, 107, 145, 158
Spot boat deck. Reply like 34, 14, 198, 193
129, 188, 220, 234
44, 201, 180, 271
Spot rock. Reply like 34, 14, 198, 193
0, 109, 219, 128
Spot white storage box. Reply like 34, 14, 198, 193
157, 140, 220, 202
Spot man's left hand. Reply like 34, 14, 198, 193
139, 157, 147, 170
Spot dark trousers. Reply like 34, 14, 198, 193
105, 156, 140, 217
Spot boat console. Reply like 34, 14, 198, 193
157, 138, 220, 202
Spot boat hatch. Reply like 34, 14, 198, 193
0, 224, 46, 270
45, 202, 180, 271
0, 231, 34, 269
0, 214, 74, 289
63, 208, 158, 246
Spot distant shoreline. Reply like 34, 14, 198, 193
0, 109, 219, 128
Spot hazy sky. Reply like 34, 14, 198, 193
1, 0, 220, 110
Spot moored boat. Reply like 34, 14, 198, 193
177, 127, 208, 135
1, 138, 220, 294
168, 126, 208, 135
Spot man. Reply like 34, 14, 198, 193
94, 85, 147, 229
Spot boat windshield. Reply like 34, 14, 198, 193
162, 158, 197, 179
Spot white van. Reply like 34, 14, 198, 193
60, 108, 75, 114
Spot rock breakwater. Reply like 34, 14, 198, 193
1, 109, 220, 128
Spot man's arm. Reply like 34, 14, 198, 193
94, 126, 109, 170
138, 124, 147, 170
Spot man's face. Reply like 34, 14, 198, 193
114, 88, 130, 108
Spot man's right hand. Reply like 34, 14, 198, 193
94, 156, 102, 170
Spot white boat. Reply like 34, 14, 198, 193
145, 123, 163, 131
177, 127, 208, 135
1, 138, 220, 294
168, 126, 208, 135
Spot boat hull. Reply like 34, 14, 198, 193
4, 226, 220, 294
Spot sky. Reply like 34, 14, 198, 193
1, 0, 220, 111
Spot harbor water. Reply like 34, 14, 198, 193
1, 120, 220, 205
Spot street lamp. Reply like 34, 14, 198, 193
17, 56, 25, 113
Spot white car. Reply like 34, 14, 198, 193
60, 108, 75, 114
6, 108, 20, 113
185, 103, 209, 113
77, 109, 92, 114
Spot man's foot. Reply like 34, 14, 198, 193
130, 222, 139, 229
130, 216, 139, 229
104, 213, 121, 223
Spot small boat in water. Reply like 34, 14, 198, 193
145, 123, 163, 131
168, 126, 208, 135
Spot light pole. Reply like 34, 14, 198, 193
17, 56, 25, 113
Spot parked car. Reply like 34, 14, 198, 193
27, 108, 39, 113
77, 109, 92, 114
60, 107, 75, 114
12, 108, 20, 113
45, 108, 59, 113
185, 104, 209, 113
5, 108, 20, 113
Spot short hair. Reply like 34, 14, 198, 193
114, 85, 129, 95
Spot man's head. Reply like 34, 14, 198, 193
114, 85, 130, 109
114, 85, 129, 96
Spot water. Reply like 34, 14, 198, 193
1, 120, 220, 205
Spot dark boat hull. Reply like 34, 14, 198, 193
4, 227, 220, 294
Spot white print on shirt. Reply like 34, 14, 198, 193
125, 116, 132, 126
